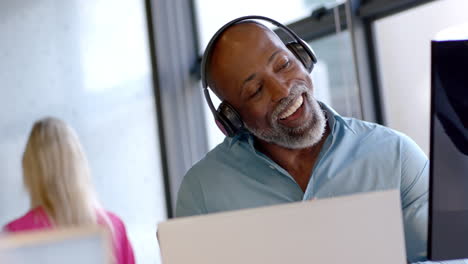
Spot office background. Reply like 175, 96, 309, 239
0, 0, 467, 263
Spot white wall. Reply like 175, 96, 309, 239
0, 1, 166, 263
194, 0, 338, 53
373, 0, 468, 155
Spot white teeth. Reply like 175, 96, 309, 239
279, 95, 304, 120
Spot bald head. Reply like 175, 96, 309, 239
206, 22, 287, 100
203, 20, 323, 149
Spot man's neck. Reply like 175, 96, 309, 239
254, 125, 330, 192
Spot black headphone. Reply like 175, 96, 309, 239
201, 15, 317, 137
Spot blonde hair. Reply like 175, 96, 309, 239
22, 117, 102, 227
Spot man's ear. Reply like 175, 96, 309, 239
207, 80, 226, 102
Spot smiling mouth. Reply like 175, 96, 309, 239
279, 95, 304, 120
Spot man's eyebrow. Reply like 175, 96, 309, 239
268, 50, 281, 64
242, 73, 257, 88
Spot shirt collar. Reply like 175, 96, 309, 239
226, 101, 356, 148
319, 101, 356, 135
227, 130, 250, 148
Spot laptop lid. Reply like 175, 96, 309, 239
0, 226, 111, 264
158, 190, 406, 264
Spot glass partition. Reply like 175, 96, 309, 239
0, 1, 166, 263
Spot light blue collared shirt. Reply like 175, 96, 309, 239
176, 103, 430, 263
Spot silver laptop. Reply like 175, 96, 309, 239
0, 226, 111, 264
158, 190, 406, 264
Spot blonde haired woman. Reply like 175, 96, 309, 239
3, 117, 135, 264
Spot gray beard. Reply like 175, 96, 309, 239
244, 84, 327, 149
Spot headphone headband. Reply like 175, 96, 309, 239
201, 15, 309, 89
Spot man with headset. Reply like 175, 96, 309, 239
176, 16, 429, 263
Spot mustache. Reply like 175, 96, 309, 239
271, 84, 309, 121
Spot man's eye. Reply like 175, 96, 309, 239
280, 60, 290, 70
250, 85, 263, 98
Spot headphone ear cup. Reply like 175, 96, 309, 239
216, 101, 244, 137
286, 41, 317, 73
215, 114, 232, 137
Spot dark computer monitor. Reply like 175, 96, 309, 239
429, 36, 468, 261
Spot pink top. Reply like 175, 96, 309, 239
3, 207, 135, 264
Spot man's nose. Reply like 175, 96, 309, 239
267, 77, 290, 102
